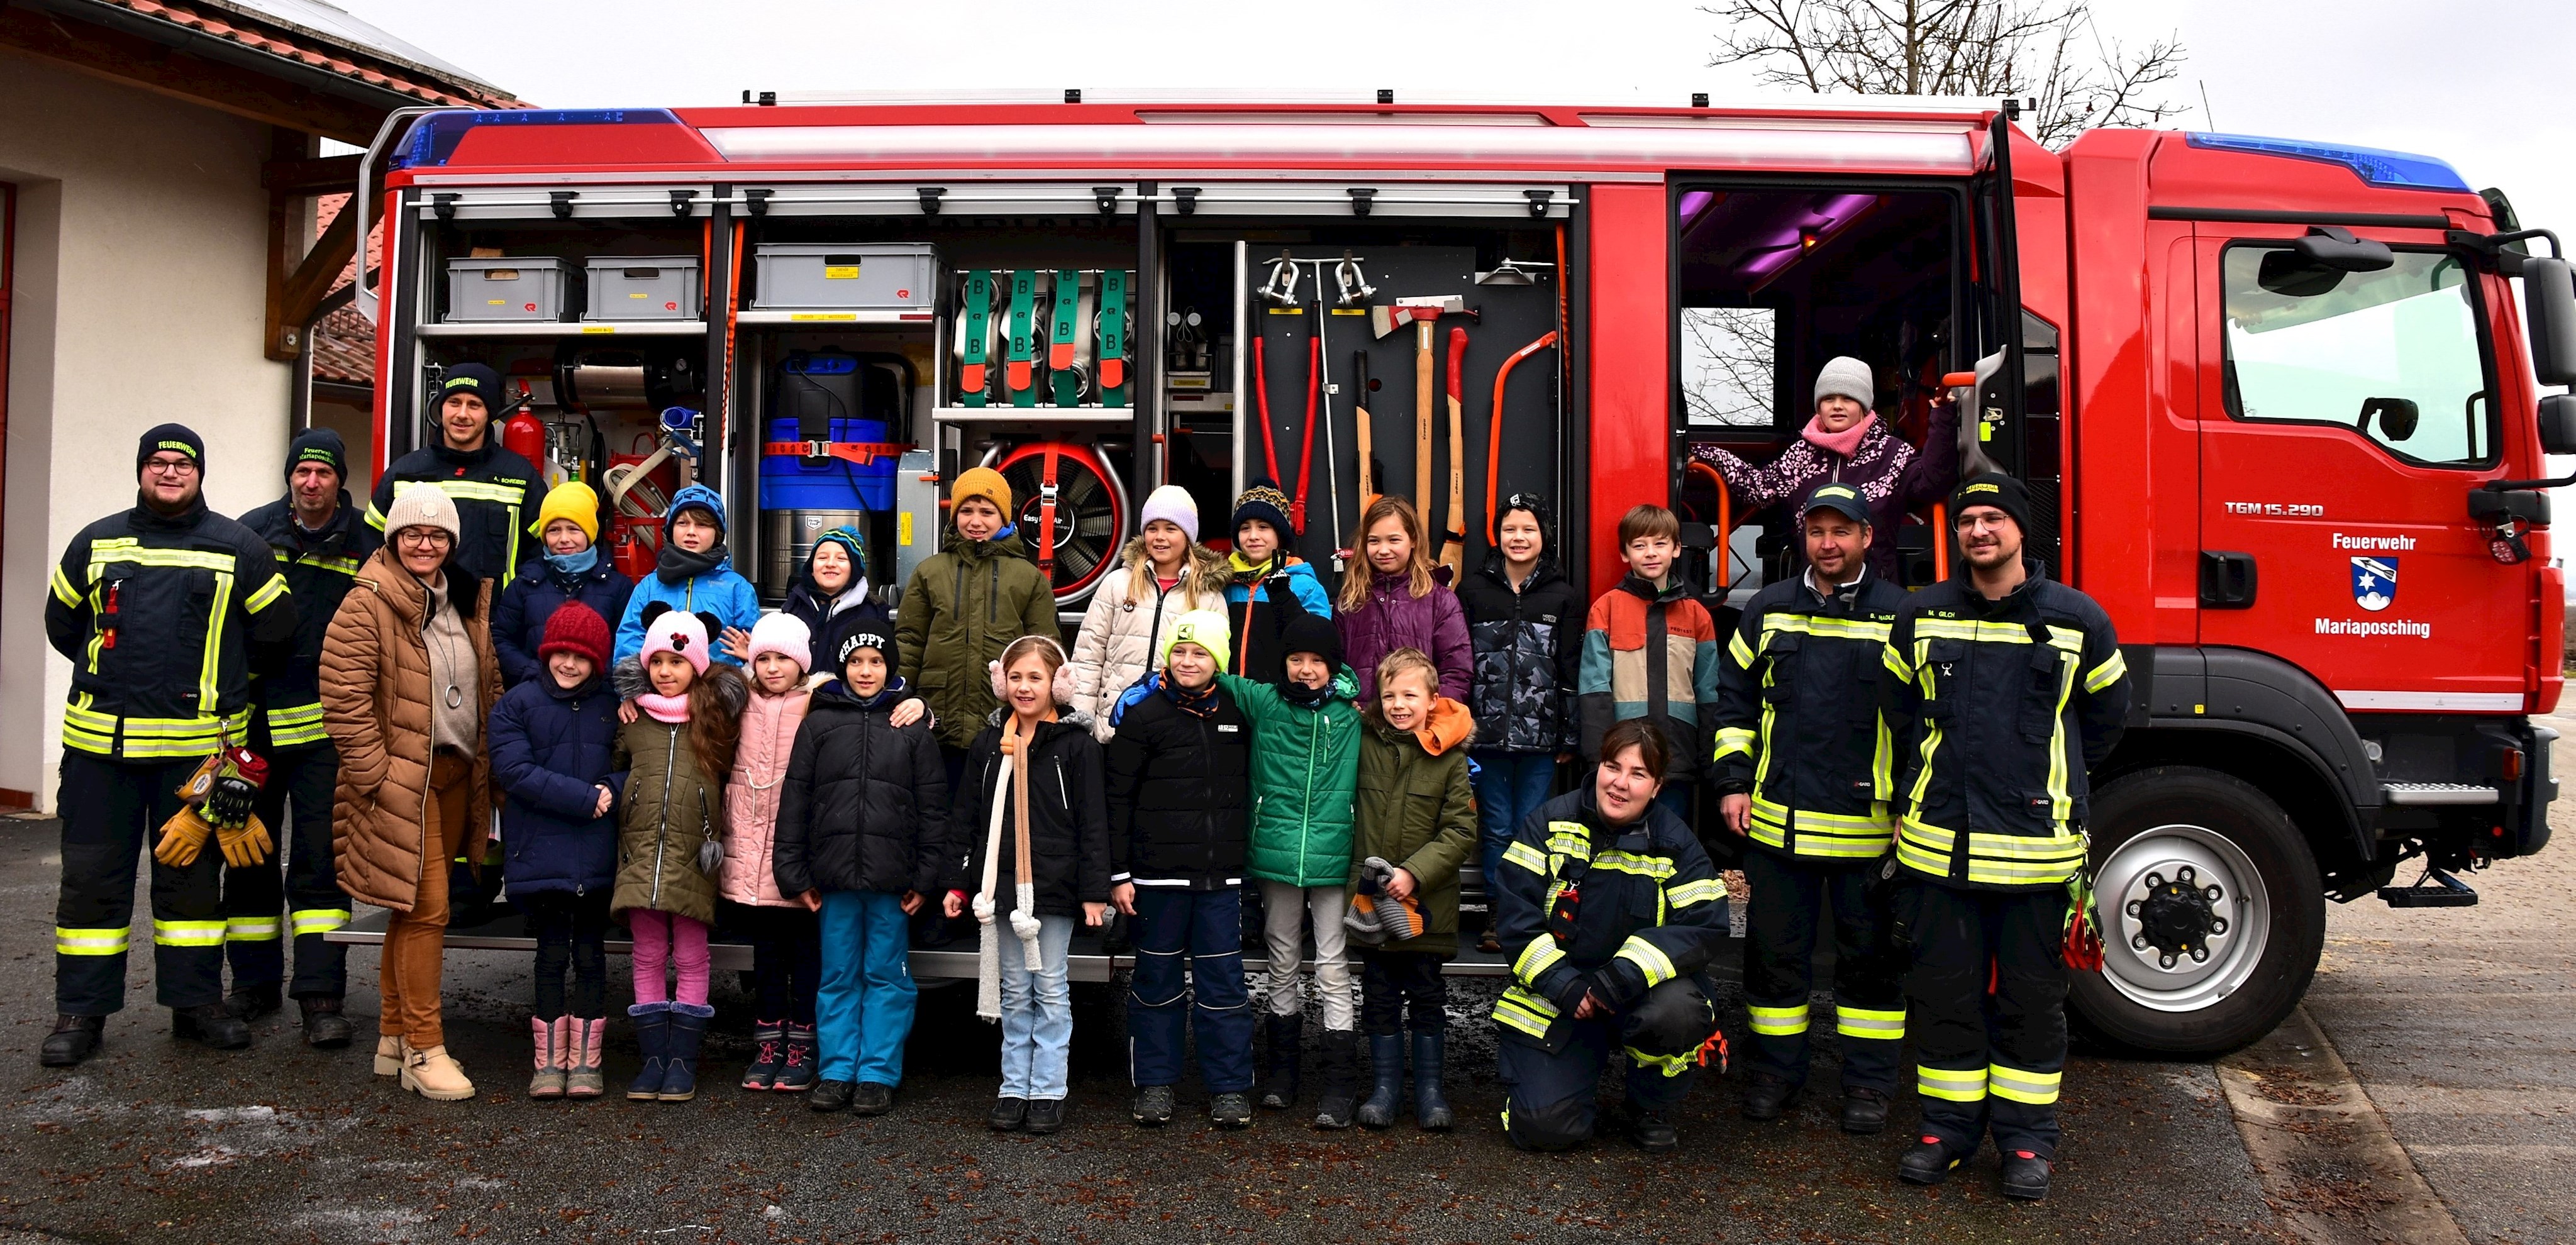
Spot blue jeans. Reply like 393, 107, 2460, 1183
1128, 888, 1255, 1093
998, 914, 1076, 1101
816, 890, 916, 1088
1472, 751, 1558, 893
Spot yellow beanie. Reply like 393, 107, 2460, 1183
950, 466, 1013, 518
530, 480, 601, 544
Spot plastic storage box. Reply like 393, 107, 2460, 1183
761, 418, 897, 511
752, 243, 937, 310
445, 257, 569, 322
584, 256, 700, 320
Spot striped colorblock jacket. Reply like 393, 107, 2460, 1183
1578, 573, 1723, 783
1712, 566, 1911, 861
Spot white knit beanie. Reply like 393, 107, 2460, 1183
1813, 356, 1875, 411
382, 483, 462, 541
1139, 484, 1200, 544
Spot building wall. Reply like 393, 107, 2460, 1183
0, 50, 292, 809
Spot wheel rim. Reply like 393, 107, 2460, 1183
2094, 822, 2272, 1014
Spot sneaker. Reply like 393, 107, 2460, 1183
1841, 1087, 1890, 1134
39, 1015, 103, 1068
1024, 1098, 1066, 1134
988, 1097, 1030, 1131
1210, 1092, 1253, 1129
773, 1024, 817, 1093
2001, 1150, 2051, 1201
1131, 1084, 1175, 1127
1898, 1136, 1964, 1187
1739, 1072, 1796, 1121
809, 1079, 855, 1112
850, 1082, 894, 1116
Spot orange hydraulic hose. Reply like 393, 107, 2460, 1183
1933, 502, 1950, 582
1487, 330, 1559, 543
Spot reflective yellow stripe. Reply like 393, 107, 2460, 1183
1493, 985, 1559, 1039
1713, 726, 1757, 761
291, 908, 351, 936
1747, 798, 1893, 860
1544, 821, 1591, 856
1882, 639, 1914, 683
225, 917, 282, 943
199, 569, 233, 711
364, 501, 388, 531
1727, 629, 1755, 668
86, 540, 240, 573
244, 572, 289, 613
1665, 878, 1725, 908
2084, 649, 2127, 694
1746, 1003, 1809, 1036
1614, 935, 1678, 988
430, 479, 526, 504
1897, 817, 2085, 886
269, 721, 331, 748
265, 702, 326, 726
1913, 618, 2085, 651
1748, 796, 1890, 833
50, 565, 82, 608
292, 553, 364, 577
1918, 1065, 1989, 1102
153, 919, 227, 948
55, 926, 130, 956
1626, 1046, 1697, 1078
1760, 614, 1893, 644
1591, 850, 1675, 880
1502, 841, 1550, 876
1513, 938, 1567, 985
1989, 1063, 2062, 1105
1836, 1005, 1906, 1041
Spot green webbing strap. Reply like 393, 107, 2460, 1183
1006, 269, 1038, 408
1099, 268, 1130, 409
960, 269, 992, 407
1048, 269, 1082, 407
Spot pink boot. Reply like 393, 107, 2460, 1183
565, 1017, 607, 1099
528, 1017, 567, 1099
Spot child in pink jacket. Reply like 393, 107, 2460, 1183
727, 613, 820, 1091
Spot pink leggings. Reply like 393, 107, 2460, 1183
626, 910, 711, 1007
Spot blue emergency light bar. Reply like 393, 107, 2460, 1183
2185, 132, 2470, 192
391, 109, 692, 171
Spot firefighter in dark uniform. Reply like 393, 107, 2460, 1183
226, 428, 377, 1045
1881, 473, 2130, 1201
1712, 482, 1910, 1133
40, 425, 299, 1066
367, 362, 543, 586
1491, 718, 1729, 1153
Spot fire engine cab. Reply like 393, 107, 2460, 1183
352, 93, 2573, 1056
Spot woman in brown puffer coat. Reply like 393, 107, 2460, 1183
321, 485, 501, 1103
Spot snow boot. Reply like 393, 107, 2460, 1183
1357, 1033, 1405, 1129
1259, 1014, 1302, 1110
1311, 1029, 1360, 1129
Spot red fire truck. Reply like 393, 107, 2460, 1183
351, 94, 2573, 1056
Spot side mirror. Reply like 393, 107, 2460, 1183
2541, 393, 2576, 456
2525, 255, 2576, 386
2360, 396, 2419, 442
2294, 225, 2394, 273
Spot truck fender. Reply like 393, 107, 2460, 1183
2128, 645, 2378, 864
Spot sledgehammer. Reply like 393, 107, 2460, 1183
1370, 296, 1478, 514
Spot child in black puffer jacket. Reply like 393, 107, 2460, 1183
1455, 494, 1584, 951
772, 624, 950, 1117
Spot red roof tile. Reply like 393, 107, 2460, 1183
97, 0, 519, 109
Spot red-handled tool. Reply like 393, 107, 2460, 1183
1253, 335, 1282, 485
1440, 326, 1470, 575
1291, 336, 1320, 533
1485, 331, 1558, 543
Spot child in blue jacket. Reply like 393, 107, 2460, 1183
614, 483, 761, 666
488, 602, 625, 1100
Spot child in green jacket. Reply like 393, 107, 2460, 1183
1348, 646, 1477, 1133
1219, 613, 1364, 1129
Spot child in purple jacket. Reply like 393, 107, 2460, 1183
1336, 496, 1470, 704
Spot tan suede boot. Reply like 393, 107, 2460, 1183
401, 1044, 477, 1101
374, 1034, 404, 1076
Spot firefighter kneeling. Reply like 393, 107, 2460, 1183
1491, 719, 1728, 1153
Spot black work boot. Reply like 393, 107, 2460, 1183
172, 1003, 252, 1051
1622, 1100, 1679, 1153
298, 996, 354, 1048
1899, 1135, 1969, 1186
40, 1015, 104, 1068
224, 982, 282, 1023
2000, 1150, 2052, 1201
1258, 1014, 1302, 1110
1841, 1087, 1890, 1134
1740, 1071, 1797, 1120
1311, 1029, 1360, 1129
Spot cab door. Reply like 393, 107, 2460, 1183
2191, 223, 2528, 711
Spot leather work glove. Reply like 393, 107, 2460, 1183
216, 814, 274, 869
202, 748, 269, 830
153, 805, 215, 868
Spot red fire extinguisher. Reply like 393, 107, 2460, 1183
501, 380, 547, 473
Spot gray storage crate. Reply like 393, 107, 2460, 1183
752, 243, 938, 311
584, 256, 701, 320
445, 257, 569, 322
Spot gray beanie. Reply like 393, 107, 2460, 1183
1813, 356, 1875, 411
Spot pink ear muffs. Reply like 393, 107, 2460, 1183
987, 636, 1075, 706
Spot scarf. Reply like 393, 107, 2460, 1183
636, 690, 691, 723
545, 545, 599, 577
1281, 676, 1333, 709
975, 714, 1048, 1020
1801, 412, 1877, 459
1159, 672, 1219, 718
656, 541, 725, 585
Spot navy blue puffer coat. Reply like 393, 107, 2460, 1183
489, 670, 625, 899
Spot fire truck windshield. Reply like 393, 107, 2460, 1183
2222, 247, 2494, 467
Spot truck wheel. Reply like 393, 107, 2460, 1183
2068, 766, 2325, 1058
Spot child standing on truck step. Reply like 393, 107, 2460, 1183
721, 612, 822, 1094
897, 466, 1061, 794
1346, 648, 1478, 1131
1069, 484, 1231, 738
1218, 612, 1365, 1127
492, 480, 633, 688
773, 624, 950, 1117
1107, 609, 1257, 1129
486, 601, 623, 1101
1223, 480, 1333, 685
1579, 503, 1723, 822
779, 523, 889, 683
1459, 492, 1583, 953
613, 484, 760, 668
1337, 495, 1471, 706
946, 634, 1111, 1134
609, 605, 747, 1105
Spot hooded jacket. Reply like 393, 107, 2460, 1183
1221, 668, 1363, 888
606, 656, 748, 924
487, 667, 622, 899
1222, 553, 1332, 685
1105, 677, 1252, 890
772, 679, 952, 897
238, 489, 379, 751
1336, 570, 1472, 705
1458, 552, 1584, 755
321, 548, 502, 913
895, 526, 1060, 750
1578, 573, 1723, 782
367, 436, 545, 586
612, 484, 762, 667
723, 683, 812, 906
952, 707, 1113, 918
492, 553, 633, 687
1350, 699, 1479, 956
1069, 538, 1231, 739
1690, 404, 1960, 582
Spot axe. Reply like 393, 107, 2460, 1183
1370, 296, 1477, 512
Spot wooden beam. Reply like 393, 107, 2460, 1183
261, 154, 360, 196
271, 195, 357, 360
0, 6, 390, 145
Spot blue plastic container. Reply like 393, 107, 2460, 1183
761, 416, 895, 510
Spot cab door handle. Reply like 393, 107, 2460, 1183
2199, 550, 2258, 609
